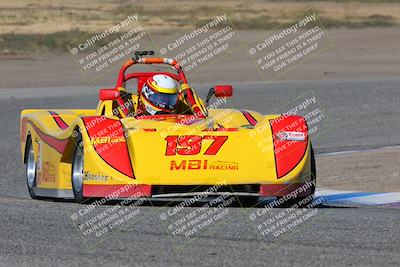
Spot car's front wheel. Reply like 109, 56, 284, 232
71, 136, 85, 203
25, 136, 38, 199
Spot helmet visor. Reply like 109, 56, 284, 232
142, 84, 178, 110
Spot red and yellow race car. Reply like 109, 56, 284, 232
20, 51, 316, 206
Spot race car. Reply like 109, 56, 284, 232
20, 51, 316, 207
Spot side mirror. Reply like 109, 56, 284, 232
214, 85, 233, 97
205, 85, 233, 107
99, 89, 120, 101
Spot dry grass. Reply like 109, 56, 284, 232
1, 0, 400, 34
0, 0, 399, 52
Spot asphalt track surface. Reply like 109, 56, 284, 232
1, 78, 399, 266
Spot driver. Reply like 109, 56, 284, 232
138, 74, 180, 115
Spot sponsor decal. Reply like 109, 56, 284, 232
169, 159, 239, 171
37, 141, 42, 184
209, 160, 239, 170
90, 136, 126, 145
20, 117, 28, 143
276, 131, 306, 142
83, 171, 109, 182
42, 161, 56, 183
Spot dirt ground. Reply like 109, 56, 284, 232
317, 147, 400, 192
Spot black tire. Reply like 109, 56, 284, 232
71, 135, 85, 203
277, 145, 316, 208
25, 136, 39, 199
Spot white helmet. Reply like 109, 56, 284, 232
140, 74, 179, 115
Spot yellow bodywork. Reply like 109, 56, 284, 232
20, 97, 313, 193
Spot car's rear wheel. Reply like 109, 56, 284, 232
277, 145, 316, 208
72, 135, 85, 203
26, 136, 38, 199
